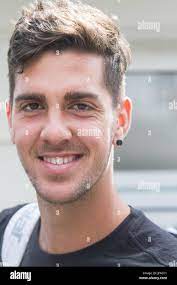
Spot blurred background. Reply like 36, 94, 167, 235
0, 0, 177, 229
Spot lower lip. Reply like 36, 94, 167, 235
38, 156, 84, 175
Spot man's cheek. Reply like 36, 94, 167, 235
13, 124, 37, 151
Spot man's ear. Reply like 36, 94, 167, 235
114, 96, 132, 143
6, 101, 15, 144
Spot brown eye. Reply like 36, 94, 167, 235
22, 103, 43, 112
71, 104, 93, 111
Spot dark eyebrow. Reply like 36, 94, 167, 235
64, 91, 100, 102
14, 91, 102, 105
15, 93, 46, 104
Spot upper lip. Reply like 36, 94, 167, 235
38, 152, 84, 158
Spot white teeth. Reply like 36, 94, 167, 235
43, 155, 79, 165
57, 158, 63, 164
51, 158, 57, 164
64, 157, 68, 164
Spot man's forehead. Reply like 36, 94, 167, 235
14, 50, 106, 98
19, 50, 104, 76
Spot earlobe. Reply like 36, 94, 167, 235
113, 126, 124, 146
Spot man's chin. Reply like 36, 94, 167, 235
36, 186, 88, 205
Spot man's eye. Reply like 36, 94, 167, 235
70, 104, 93, 111
21, 103, 43, 112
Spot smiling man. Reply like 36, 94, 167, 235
0, 0, 177, 267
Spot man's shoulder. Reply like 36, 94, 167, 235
129, 207, 177, 266
0, 204, 27, 245
0, 204, 27, 226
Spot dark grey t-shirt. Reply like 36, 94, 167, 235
0, 204, 177, 267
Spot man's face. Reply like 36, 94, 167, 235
8, 50, 122, 204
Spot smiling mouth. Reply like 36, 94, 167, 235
38, 154, 84, 166
37, 153, 84, 175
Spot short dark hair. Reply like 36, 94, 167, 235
8, 0, 131, 108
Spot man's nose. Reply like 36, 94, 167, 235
40, 110, 73, 145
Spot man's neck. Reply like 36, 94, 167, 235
37, 168, 130, 254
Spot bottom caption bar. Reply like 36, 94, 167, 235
0, 267, 176, 283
